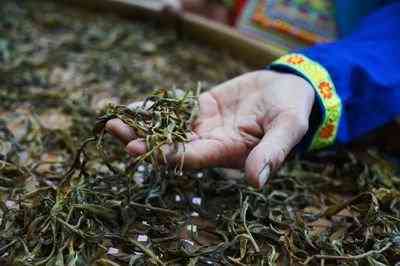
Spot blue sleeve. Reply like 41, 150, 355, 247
301, 2, 400, 143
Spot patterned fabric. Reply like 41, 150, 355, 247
237, 0, 337, 50
270, 53, 342, 150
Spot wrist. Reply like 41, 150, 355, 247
273, 71, 316, 100
256, 70, 316, 115
269, 54, 342, 151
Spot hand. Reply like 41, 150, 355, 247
106, 70, 315, 188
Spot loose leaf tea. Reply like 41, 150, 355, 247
96, 85, 201, 170
1, 0, 400, 265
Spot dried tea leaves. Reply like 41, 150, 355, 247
0, 0, 400, 265
96, 86, 201, 170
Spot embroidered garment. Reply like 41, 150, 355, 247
269, 2, 400, 149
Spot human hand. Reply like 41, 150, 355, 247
106, 71, 315, 188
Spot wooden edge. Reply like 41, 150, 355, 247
181, 13, 286, 67
62, 0, 286, 67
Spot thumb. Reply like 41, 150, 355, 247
245, 112, 309, 189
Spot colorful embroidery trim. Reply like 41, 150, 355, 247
270, 53, 342, 150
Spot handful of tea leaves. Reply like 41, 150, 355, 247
95, 86, 201, 169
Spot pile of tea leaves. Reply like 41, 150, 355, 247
1, 0, 400, 266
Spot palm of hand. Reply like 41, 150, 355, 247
107, 71, 314, 188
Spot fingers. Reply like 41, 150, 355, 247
105, 101, 152, 144
164, 138, 232, 169
245, 112, 309, 189
105, 119, 136, 144
126, 139, 147, 157
126, 136, 243, 170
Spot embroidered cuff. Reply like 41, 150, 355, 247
270, 54, 342, 151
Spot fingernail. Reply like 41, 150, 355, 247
257, 164, 270, 188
